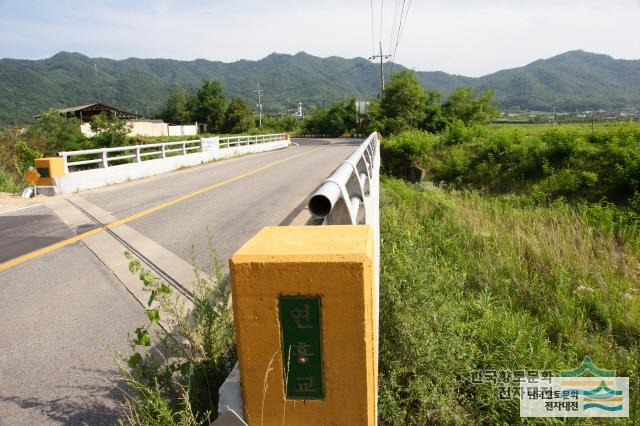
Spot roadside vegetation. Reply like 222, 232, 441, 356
378, 179, 639, 424
5, 63, 637, 423
117, 247, 236, 425
372, 71, 639, 423
0, 80, 302, 194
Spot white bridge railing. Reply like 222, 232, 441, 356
215, 132, 381, 426
308, 131, 380, 226
58, 133, 286, 174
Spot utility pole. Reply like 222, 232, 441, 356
369, 41, 391, 97
252, 83, 264, 127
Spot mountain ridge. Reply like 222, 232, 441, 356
0, 50, 638, 124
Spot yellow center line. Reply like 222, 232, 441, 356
0, 147, 323, 271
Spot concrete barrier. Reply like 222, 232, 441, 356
229, 225, 376, 425
53, 139, 289, 194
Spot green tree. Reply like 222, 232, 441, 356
421, 89, 446, 133
274, 115, 301, 133
190, 81, 226, 133
442, 87, 499, 126
27, 109, 86, 153
223, 98, 254, 133
89, 112, 132, 148
381, 71, 427, 129
158, 87, 191, 124
303, 98, 356, 137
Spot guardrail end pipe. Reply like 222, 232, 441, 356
230, 226, 376, 426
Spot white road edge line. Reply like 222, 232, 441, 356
0, 203, 44, 214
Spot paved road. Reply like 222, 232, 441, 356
0, 138, 359, 424
0, 204, 90, 263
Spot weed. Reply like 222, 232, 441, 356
378, 178, 639, 424
117, 242, 236, 425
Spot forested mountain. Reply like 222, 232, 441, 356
0, 50, 638, 123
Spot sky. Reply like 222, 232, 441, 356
0, 0, 638, 77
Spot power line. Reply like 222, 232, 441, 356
388, 0, 401, 54
388, 0, 412, 78
370, 0, 376, 57
397, 0, 412, 43
388, 0, 407, 78
379, 0, 384, 46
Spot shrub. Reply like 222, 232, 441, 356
12, 141, 42, 176
90, 112, 132, 148
541, 127, 581, 162
442, 119, 481, 145
0, 167, 21, 193
382, 130, 437, 161
535, 169, 599, 198
119, 244, 236, 425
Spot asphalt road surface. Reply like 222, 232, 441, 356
0, 138, 360, 424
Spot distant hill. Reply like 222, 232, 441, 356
0, 50, 638, 124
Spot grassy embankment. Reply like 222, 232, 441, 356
378, 123, 639, 424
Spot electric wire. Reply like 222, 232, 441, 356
388, 0, 412, 77
370, 0, 376, 57
388, 0, 401, 54
379, 0, 384, 46
388, 0, 406, 77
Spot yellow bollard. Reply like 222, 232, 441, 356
230, 225, 375, 426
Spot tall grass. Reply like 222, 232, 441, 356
378, 178, 639, 424
0, 167, 22, 193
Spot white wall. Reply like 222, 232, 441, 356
130, 121, 169, 137
80, 121, 170, 138
55, 139, 289, 194
168, 125, 198, 137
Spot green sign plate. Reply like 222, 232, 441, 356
279, 296, 324, 399
36, 167, 50, 178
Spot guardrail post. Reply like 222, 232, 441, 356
230, 225, 376, 426
135, 146, 141, 163
182, 142, 187, 155
101, 150, 108, 168
161, 144, 166, 158
61, 154, 69, 174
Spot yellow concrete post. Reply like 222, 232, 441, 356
230, 225, 375, 426
34, 157, 65, 186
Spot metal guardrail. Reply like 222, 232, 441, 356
58, 133, 286, 173
308, 132, 380, 225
